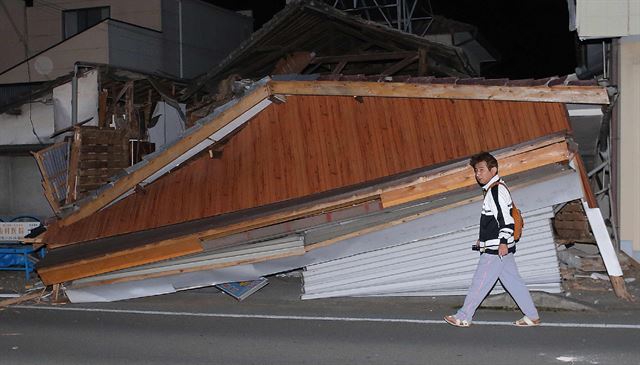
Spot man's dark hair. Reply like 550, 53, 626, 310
469, 151, 498, 171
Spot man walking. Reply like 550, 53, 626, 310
444, 152, 540, 327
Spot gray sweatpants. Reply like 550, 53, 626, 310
455, 253, 539, 322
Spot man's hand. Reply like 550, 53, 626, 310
498, 243, 508, 257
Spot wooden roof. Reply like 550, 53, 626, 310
183, 0, 476, 99
44, 83, 579, 247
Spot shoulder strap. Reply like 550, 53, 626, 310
488, 181, 518, 209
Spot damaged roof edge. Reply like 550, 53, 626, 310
180, 0, 475, 101
51, 77, 273, 229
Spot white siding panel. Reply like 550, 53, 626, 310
302, 208, 561, 299
576, 0, 637, 38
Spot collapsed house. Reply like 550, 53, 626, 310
28, 76, 626, 302
2, 1, 627, 303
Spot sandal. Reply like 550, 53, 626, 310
514, 316, 541, 327
444, 315, 471, 328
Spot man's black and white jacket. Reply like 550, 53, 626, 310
478, 174, 516, 254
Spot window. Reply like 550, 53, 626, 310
63, 7, 110, 39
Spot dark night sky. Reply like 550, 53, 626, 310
429, 0, 577, 79
209, 0, 577, 80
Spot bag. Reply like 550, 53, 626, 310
490, 182, 524, 242
510, 203, 524, 242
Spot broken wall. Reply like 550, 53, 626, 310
0, 101, 53, 145
52, 69, 99, 133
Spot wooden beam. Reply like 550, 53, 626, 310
197, 197, 378, 243
381, 141, 571, 208
381, 55, 419, 76
98, 90, 108, 128
53, 85, 271, 228
268, 80, 610, 104
310, 51, 418, 64
65, 127, 82, 204
308, 195, 483, 252
37, 236, 204, 285
69, 248, 305, 289
418, 47, 429, 76
332, 61, 347, 75
0, 290, 45, 308
573, 154, 598, 208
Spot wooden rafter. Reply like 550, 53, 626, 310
310, 51, 418, 64
381, 55, 419, 76
381, 141, 572, 208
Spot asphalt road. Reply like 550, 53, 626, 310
1, 289, 639, 365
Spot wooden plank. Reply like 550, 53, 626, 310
80, 152, 129, 160
555, 212, 588, 221
80, 145, 128, 154
374, 135, 566, 200
307, 195, 483, 252
268, 81, 610, 104
0, 290, 45, 308
381, 55, 419, 76
310, 51, 418, 64
65, 127, 82, 204
79, 160, 130, 169
54, 85, 271, 228
555, 228, 594, 239
381, 141, 571, 208
98, 90, 108, 128
38, 236, 204, 285
272, 51, 315, 74
69, 248, 305, 289
77, 168, 125, 177
554, 220, 591, 231
418, 47, 428, 76
573, 154, 598, 208
195, 197, 378, 243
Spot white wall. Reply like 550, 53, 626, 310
52, 68, 99, 132
0, 68, 99, 146
149, 101, 185, 148
0, 156, 54, 219
0, 100, 54, 145
576, 0, 640, 39
619, 36, 640, 252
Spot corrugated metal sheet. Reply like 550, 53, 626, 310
302, 207, 560, 299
